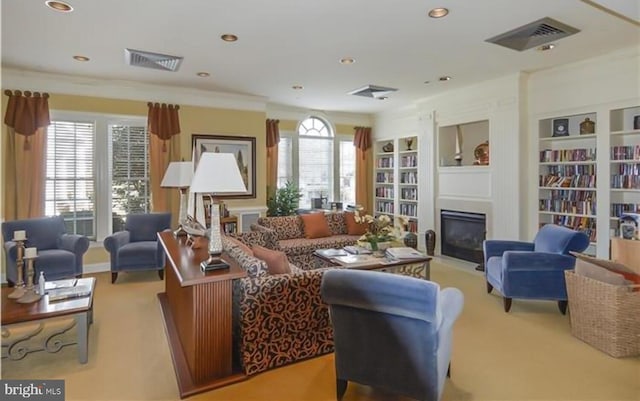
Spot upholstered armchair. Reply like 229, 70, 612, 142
321, 269, 464, 401
2, 216, 90, 284
484, 224, 590, 313
104, 212, 171, 283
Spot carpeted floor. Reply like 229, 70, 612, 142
2, 260, 639, 401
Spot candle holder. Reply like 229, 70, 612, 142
17, 256, 42, 304
8, 239, 26, 299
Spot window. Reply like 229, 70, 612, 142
277, 116, 356, 209
46, 120, 95, 237
110, 124, 150, 232
46, 113, 148, 240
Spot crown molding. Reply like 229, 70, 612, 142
266, 102, 372, 126
1, 68, 268, 112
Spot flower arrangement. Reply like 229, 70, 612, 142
354, 210, 406, 251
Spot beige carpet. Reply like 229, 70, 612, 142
2, 261, 639, 401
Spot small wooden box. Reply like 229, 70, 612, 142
610, 238, 640, 275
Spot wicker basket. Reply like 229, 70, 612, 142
565, 270, 640, 358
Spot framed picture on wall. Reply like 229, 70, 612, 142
192, 134, 256, 199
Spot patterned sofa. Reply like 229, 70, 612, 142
251, 213, 361, 270
223, 231, 335, 376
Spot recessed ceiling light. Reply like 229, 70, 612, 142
196, 72, 210, 77
73, 55, 89, 62
424, 80, 431, 84
537, 44, 556, 51
439, 76, 452, 81
377, 96, 389, 100
292, 85, 304, 90
220, 34, 238, 42
45, 1, 73, 12
428, 8, 449, 18
340, 57, 355, 65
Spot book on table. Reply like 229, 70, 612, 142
385, 247, 426, 259
314, 248, 349, 258
332, 254, 378, 267
343, 245, 372, 255
48, 285, 92, 301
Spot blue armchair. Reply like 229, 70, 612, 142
321, 269, 464, 401
104, 212, 171, 283
2, 216, 90, 284
484, 224, 590, 313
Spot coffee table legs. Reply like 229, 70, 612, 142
75, 312, 89, 364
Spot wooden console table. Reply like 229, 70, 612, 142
157, 232, 247, 398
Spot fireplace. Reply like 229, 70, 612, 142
440, 210, 486, 264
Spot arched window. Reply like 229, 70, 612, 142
277, 116, 355, 209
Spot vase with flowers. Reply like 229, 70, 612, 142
354, 210, 406, 252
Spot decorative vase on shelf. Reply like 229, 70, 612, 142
405, 138, 414, 151
580, 118, 595, 135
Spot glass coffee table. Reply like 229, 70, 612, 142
314, 251, 431, 280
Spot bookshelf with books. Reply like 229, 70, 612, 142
373, 136, 419, 234
609, 105, 640, 237
538, 112, 598, 252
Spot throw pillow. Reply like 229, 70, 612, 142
575, 259, 630, 286
225, 236, 253, 256
344, 212, 368, 236
252, 245, 292, 275
300, 213, 332, 239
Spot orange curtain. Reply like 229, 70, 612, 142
3, 90, 49, 219
354, 126, 373, 214
266, 119, 280, 196
148, 103, 181, 213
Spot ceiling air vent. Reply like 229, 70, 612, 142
485, 17, 580, 51
348, 84, 398, 99
124, 48, 183, 72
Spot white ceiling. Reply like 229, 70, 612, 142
1, 0, 639, 114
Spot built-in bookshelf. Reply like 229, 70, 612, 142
373, 136, 419, 233
609, 105, 640, 237
538, 112, 598, 253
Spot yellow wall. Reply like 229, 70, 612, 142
1, 92, 361, 267
2, 92, 267, 265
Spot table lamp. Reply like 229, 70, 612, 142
161, 161, 194, 236
189, 152, 246, 271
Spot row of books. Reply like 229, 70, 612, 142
400, 187, 417, 200
611, 175, 640, 189
376, 172, 394, 183
610, 146, 640, 161
400, 171, 418, 184
375, 187, 394, 198
539, 200, 596, 215
545, 190, 594, 201
611, 203, 640, 217
549, 216, 597, 242
376, 157, 394, 168
545, 164, 596, 175
612, 164, 640, 175
539, 148, 596, 163
399, 203, 418, 218
539, 175, 596, 188
399, 155, 417, 168
405, 219, 418, 233
375, 201, 394, 214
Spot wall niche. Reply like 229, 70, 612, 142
438, 120, 489, 167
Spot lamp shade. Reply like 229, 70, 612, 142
190, 153, 247, 194
161, 161, 193, 188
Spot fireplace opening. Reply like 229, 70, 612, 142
440, 210, 486, 265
